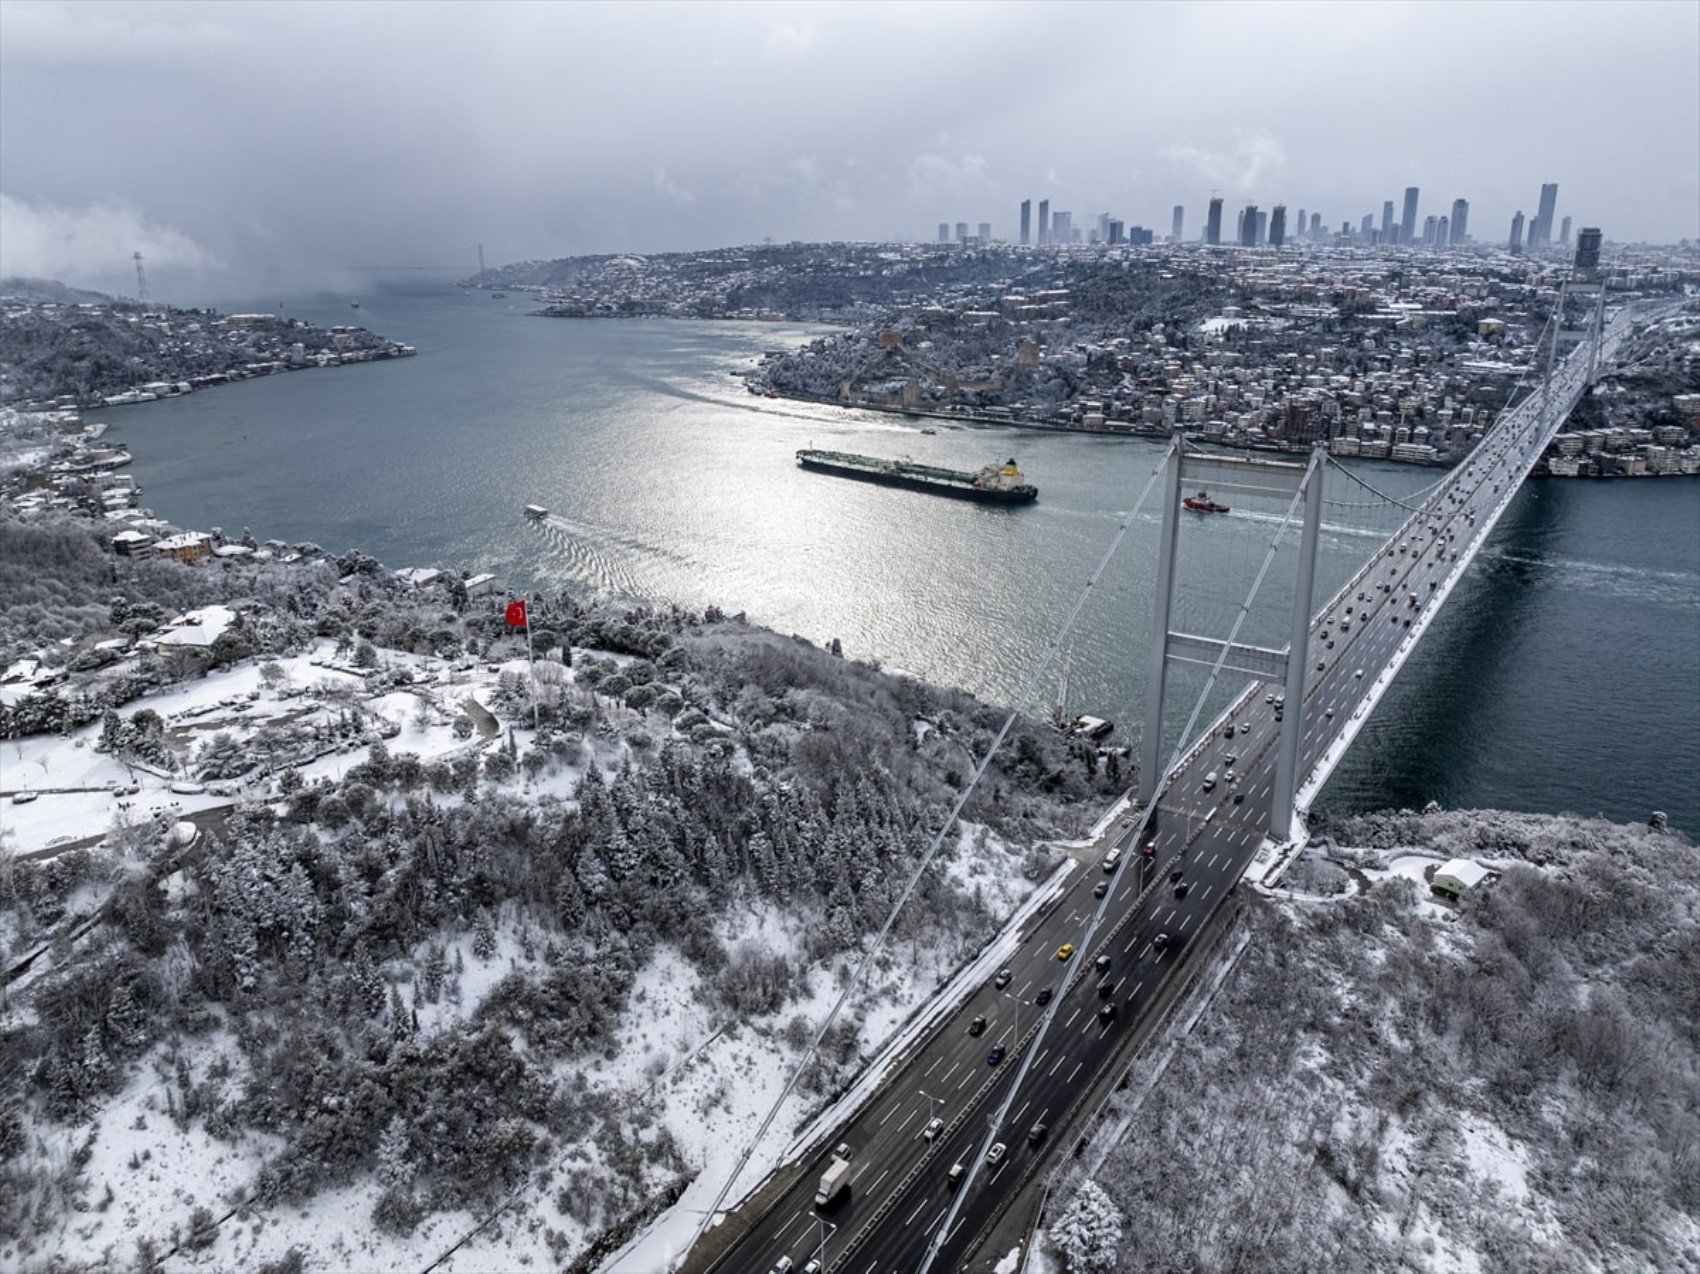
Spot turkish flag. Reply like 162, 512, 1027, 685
505, 599, 528, 628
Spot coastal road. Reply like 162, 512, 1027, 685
693, 319, 1628, 1274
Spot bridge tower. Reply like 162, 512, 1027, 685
1139, 440, 1326, 843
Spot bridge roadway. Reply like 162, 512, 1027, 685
696, 312, 1637, 1274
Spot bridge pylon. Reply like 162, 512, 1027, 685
1138, 439, 1326, 843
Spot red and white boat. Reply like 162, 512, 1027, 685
1183, 490, 1230, 514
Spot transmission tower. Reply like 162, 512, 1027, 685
132, 252, 149, 304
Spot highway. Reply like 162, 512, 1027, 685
692, 307, 1644, 1274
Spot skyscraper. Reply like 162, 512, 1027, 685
1051, 211, 1073, 244
1560, 215, 1572, 246
1437, 216, 1449, 245
1254, 210, 1267, 245
1311, 213, 1323, 241
938, 223, 950, 243
955, 222, 969, 243
1381, 201, 1395, 243
1240, 204, 1259, 247
1422, 214, 1438, 246
1574, 226, 1602, 272
1206, 197, 1224, 245
1171, 205, 1184, 242
1038, 199, 1050, 246
1533, 183, 1559, 248
978, 222, 991, 242
1108, 219, 1125, 245
1020, 200, 1031, 246
1400, 187, 1420, 245
1269, 205, 1287, 248
1295, 208, 1306, 243
1360, 213, 1374, 240
1450, 198, 1469, 244
1509, 211, 1526, 252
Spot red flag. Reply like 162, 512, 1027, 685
505, 599, 528, 628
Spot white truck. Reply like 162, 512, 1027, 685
815, 1144, 853, 1209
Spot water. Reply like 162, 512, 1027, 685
100, 286, 1700, 832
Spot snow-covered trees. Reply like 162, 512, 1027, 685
1048, 1180, 1122, 1272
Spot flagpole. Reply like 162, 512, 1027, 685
523, 597, 539, 732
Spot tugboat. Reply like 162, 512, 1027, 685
1051, 651, 1115, 740
1183, 490, 1230, 514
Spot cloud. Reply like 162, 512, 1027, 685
762, 22, 818, 60
906, 149, 992, 199
653, 168, 697, 205
1161, 129, 1288, 196
0, 193, 215, 289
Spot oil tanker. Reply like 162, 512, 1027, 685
796, 449, 1037, 504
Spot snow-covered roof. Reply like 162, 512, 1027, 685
1435, 857, 1490, 889
395, 567, 443, 587
154, 605, 236, 648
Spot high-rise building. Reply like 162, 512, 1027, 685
1269, 205, 1287, 248
1206, 197, 1224, 245
1509, 210, 1526, 252
1095, 213, 1111, 242
1400, 186, 1420, 245
1020, 200, 1032, 246
1381, 201, 1395, 242
1254, 210, 1267, 245
1437, 215, 1450, 245
1574, 226, 1602, 272
1051, 210, 1072, 244
1560, 215, 1572, 246
1171, 204, 1184, 241
1311, 212, 1323, 240
978, 222, 991, 242
1450, 198, 1469, 244
1533, 182, 1559, 248
1361, 213, 1375, 239
1240, 204, 1259, 247
1295, 208, 1306, 243
1108, 219, 1125, 245
1038, 199, 1050, 246
1422, 214, 1439, 245
938, 223, 950, 243
955, 221, 969, 243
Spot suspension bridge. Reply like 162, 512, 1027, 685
651, 288, 1672, 1274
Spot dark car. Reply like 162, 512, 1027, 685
1028, 1122, 1048, 1146
1035, 987, 1053, 1006
1233, 792, 1245, 804
1098, 1002, 1117, 1024
987, 1045, 1006, 1066
1093, 880, 1109, 899
1153, 931, 1171, 952
1096, 978, 1114, 998
969, 1015, 987, 1036
1141, 839, 1158, 859
1169, 868, 1183, 883
947, 1162, 967, 1190
1174, 881, 1190, 899
994, 968, 1012, 989
1094, 954, 1111, 974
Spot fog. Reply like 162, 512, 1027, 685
1, 0, 1695, 300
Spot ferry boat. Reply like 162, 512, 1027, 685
1183, 490, 1230, 514
523, 504, 549, 519
796, 450, 1037, 504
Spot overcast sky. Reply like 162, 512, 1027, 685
2, 0, 1696, 300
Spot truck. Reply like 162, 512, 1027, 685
815, 1144, 853, 1209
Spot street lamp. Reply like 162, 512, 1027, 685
814, 1215, 837, 1268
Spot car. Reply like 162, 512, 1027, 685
969, 1015, 987, 1036
1224, 752, 1238, 767
1233, 792, 1245, 804
1170, 868, 1183, 883
1316, 660, 1326, 671
1153, 931, 1172, 952
1265, 693, 1275, 705
923, 1117, 944, 1141
994, 968, 1012, 989
1094, 954, 1111, 973
1225, 770, 1237, 785
1141, 839, 1158, 859
1174, 881, 1190, 899
987, 1143, 1007, 1166
1035, 987, 1053, 1006
987, 1045, 1007, 1066
1093, 880, 1109, 899
803, 1262, 823, 1274
1354, 669, 1365, 679
1028, 1122, 1049, 1145
1222, 723, 1236, 738
1202, 771, 1217, 792
1324, 708, 1335, 719
1098, 1000, 1118, 1024
1056, 943, 1075, 961
947, 1162, 967, 1190
1101, 847, 1123, 873
1097, 978, 1114, 998
769, 1259, 793, 1274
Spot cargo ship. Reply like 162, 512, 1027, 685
796, 449, 1037, 504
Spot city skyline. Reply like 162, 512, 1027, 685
0, 0, 1695, 298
